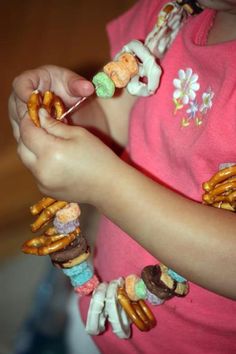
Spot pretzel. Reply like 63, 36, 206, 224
30, 197, 56, 215
27, 90, 65, 127
31, 200, 68, 232
22, 227, 80, 256
202, 166, 236, 192
202, 166, 236, 211
117, 287, 156, 332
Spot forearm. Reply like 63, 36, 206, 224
96, 157, 236, 299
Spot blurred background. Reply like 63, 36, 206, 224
0, 1, 136, 353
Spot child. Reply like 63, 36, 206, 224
9, 0, 236, 353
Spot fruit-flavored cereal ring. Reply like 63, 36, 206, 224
92, 72, 115, 98
55, 203, 81, 223
103, 61, 131, 88
117, 52, 139, 77
75, 274, 100, 296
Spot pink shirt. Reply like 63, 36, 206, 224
80, 1, 236, 353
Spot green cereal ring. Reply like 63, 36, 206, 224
92, 72, 115, 98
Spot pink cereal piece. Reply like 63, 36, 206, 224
75, 274, 100, 296
56, 203, 81, 223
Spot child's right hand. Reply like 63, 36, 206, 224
8, 65, 94, 141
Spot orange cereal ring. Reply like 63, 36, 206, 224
103, 61, 131, 88
117, 53, 139, 78
21, 227, 80, 256
125, 274, 140, 301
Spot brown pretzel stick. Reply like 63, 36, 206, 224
202, 166, 236, 192
202, 166, 236, 211
22, 227, 80, 256
30, 197, 56, 215
27, 90, 42, 127
31, 201, 68, 232
117, 287, 156, 331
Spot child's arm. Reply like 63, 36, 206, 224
16, 105, 236, 301
9, 65, 236, 300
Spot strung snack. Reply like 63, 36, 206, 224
176, 0, 203, 15
30, 197, 56, 215
202, 166, 236, 211
141, 264, 188, 300
103, 52, 139, 89
145, 2, 186, 59
22, 227, 80, 256
117, 287, 156, 332
92, 72, 115, 98
50, 234, 88, 268
105, 278, 131, 339
125, 274, 141, 301
31, 200, 68, 232
134, 279, 148, 300
117, 53, 139, 77
86, 282, 108, 335
62, 260, 94, 287
116, 40, 162, 96
27, 90, 65, 127
75, 274, 100, 296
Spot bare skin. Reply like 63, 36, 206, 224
9, 2, 236, 300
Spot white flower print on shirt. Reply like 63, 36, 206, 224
173, 68, 200, 105
173, 68, 214, 127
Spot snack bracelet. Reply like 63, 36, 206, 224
22, 0, 204, 340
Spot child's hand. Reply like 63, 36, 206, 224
8, 65, 94, 141
17, 108, 119, 205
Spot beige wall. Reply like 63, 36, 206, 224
0, 0, 136, 260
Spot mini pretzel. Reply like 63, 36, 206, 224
202, 166, 236, 211
31, 200, 68, 232
117, 287, 156, 331
202, 166, 236, 192
30, 197, 56, 215
22, 227, 80, 256
27, 90, 65, 127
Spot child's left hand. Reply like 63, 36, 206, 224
17, 108, 120, 205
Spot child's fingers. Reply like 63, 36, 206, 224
17, 138, 37, 169
11, 119, 20, 142
68, 76, 94, 98
12, 67, 51, 103
19, 115, 55, 156
39, 108, 78, 139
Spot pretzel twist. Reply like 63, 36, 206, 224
22, 227, 80, 256
27, 90, 65, 127
30, 197, 56, 215
202, 166, 236, 211
117, 287, 156, 331
31, 200, 68, 232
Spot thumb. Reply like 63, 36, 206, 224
39, 108, 74, 138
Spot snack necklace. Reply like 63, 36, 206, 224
23, 1, 205, 339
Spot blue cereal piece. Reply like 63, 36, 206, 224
167, 269, 187, 283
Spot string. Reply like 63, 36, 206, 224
59, 96, 87, 120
